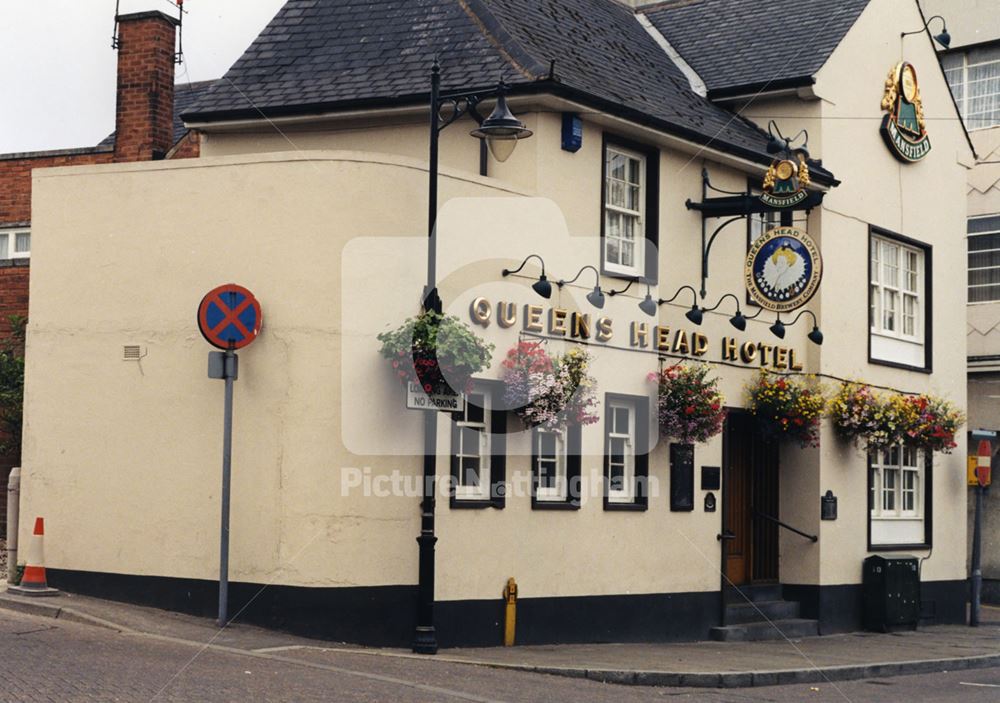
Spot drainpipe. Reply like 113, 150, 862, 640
6, 467, 19, 583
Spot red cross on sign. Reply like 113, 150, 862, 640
198, 284, 263, 350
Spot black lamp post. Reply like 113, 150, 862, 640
901, 14, 951, 49
414, 61, 532, 656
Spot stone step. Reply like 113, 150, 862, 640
709, 618, 820, 642
724, 583, 783, 604
724, 599, 800, 625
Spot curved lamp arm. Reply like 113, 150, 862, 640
659, 285, 699, 307
558, 265, 600, 288
702, 293, 743, 314
502, 254, 546, 277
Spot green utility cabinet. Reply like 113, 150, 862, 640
863, 555, 920, 632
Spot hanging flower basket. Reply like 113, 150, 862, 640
829, 381, 882, 448
501, 342, 599, 430
377, 311, 493, 396
648, 364, 726, 444
745, 371, 825, 448
898, 394, 964, 454
828, 382, 964, 454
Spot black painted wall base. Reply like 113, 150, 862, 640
784, 580, 967, 634
983, 579, 1000, 606
47, 569, 720, 648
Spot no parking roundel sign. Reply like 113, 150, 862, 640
197, 284, 263, 350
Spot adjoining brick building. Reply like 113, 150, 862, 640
0, 10, 211, 535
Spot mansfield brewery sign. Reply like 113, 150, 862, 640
744, 226, 823, 313
880, 61, 931, 162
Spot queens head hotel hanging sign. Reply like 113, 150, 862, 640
881, 61, 931, 162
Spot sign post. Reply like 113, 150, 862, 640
970, 437, 992, 627
198, 284, 262, 628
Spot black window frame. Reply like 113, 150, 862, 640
867, 225, 933, 373
600, 133, 660, 285
867, 449, 933, 551
449, 379, 506, 510
530, 424, 582, 511
602, 392, 650, 512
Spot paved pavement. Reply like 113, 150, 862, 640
0, 606, 999, 702
1, 587, 999, 698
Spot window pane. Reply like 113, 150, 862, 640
969, 250, 1000, 269
466, 397, 484, 425
14, 232, 29, 254
461, 456, 481, 487
969, 218, 1000, 236
461, 427, 480, 455
605, 236, 621, 266
613, 407, 630, 432
0, 235, 8, 260
883, 468, 897, 511
610, 437, 626, 467
970, 284, 1000, 303
883, 290, 897, 331
628, 157, 641, 185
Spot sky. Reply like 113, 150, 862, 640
0, 0, 288, 153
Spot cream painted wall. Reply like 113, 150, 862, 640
806, 0, 970, 585
22, 0, 971, 603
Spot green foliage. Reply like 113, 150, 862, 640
377, 311, 493, 393
0, 316, 26, 456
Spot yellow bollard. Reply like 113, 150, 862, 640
503, 577, 518, 646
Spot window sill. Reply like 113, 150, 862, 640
449, 497, 500, 510
531, 499, 580, 511
869, 543, 930, 552
868, 357, 931, 374
603, 500, 648, 512
0, 258, 30, 268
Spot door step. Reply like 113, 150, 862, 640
709, 618, 820, 642
724, 599, 800, 624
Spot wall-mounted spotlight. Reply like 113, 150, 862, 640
639, 284, 703, 325
701, 293, 762, 332
502, 254, 551, 299
557, 265, 605, 309
901, 14, 950, 49
770, 309, 823, 346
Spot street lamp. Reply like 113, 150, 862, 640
415, 61, 533, 656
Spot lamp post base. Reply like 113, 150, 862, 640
412, 626, 439, 654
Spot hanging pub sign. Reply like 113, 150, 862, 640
761, 154, 810, 208
744, 226, 823, 313
880, 61, 931, 162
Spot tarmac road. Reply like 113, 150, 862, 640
0, 608, 998, 702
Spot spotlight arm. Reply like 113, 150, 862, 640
701, 216, 745, 299
702, 292, 743, 315
503, 254, 546, 278
607, 276, 642, 297
785, 309, 819, 328
557, 265, 601, 288
660, 285, 699, 307
901, 14, 946, 39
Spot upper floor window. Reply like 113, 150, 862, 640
869, 228, 931, 371
968, 215, 1000, 303
601, 136, 659, 282
943, 45, 1000, 130
0, 229, 30, 260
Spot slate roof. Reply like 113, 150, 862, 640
642, 0, 871, 98
183, 0, 838, 181
99, 80, 216, 149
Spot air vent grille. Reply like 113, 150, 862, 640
123, 345, 145, 361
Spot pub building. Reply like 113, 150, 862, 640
19, 0, 972, 648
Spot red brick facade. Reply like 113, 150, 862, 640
114, 12, 180, 162
0, 150, 114, 227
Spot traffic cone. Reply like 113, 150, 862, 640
8, 517, 59, 597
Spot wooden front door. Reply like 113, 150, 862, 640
723, 412, 779, 585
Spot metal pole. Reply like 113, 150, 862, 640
218, 348, 236, 628
6, 467, 20, 584
413, 61, 441, 655
971, 483, 983, 627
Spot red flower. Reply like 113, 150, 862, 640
685, 406, 696, 415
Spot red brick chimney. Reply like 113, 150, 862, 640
113, 11, 179, 162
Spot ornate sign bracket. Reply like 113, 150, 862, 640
685, 169, 825, 299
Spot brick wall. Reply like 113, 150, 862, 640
114, 12, 180, 162
0, 151, 114, 226
170, 131, 201, 159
